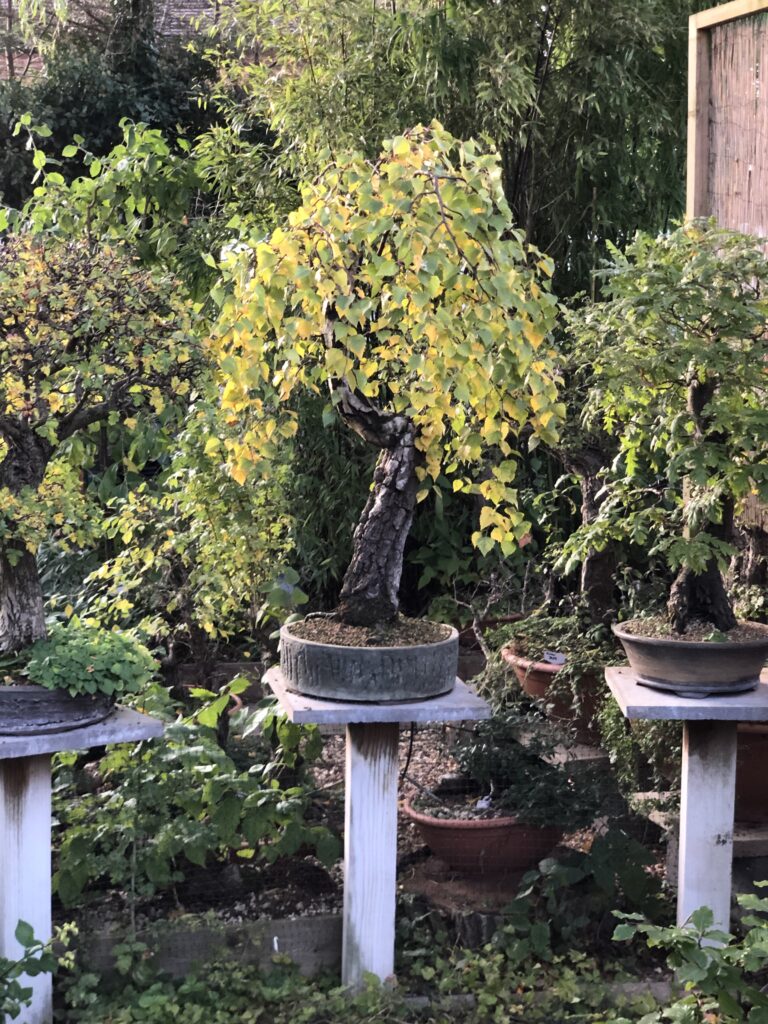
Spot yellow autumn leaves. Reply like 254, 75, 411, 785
212, 123, 564, 555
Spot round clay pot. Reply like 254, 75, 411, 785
279, 622, 458, 703
403, 799, 562, 875
0, 685, 114, 736
500, 647, 602, 745
612, 622, 768, 698
736, 723, 768, 823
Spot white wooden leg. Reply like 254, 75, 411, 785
677, 722, 737, 933
342, 723, 399, 988
0, 755, 53, 1024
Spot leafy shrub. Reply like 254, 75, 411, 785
24, 622, 157, 699
0, 921, 57, 1021
53, 697, 338, 905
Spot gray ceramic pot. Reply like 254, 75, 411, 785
612, 622, 768, 697
0, 685, 114, 735
279, 622, 459, 702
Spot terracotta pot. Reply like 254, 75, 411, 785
612, 621, 768, 698
500, 648, 602, 745
736, 723, 768, 823
402, 798, 562, 875
0, 685, 114, 736
280, 622, 458, 703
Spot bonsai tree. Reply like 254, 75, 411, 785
0, 234, 198, 653
213, 123, 564, 627
564, 222, 768, 633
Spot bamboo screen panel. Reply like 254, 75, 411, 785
708, 11, 768, 236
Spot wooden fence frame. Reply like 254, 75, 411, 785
687, 0, 768, 218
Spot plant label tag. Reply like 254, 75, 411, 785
542, 651, 566, 665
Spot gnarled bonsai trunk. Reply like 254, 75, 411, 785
667, 559, 737, 633
0, 427, 52, 653
0, 547, 46, 653
333, 385, 418, 627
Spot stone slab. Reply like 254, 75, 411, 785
0, 707, 164, 760
606, 667, 768, 721
264, 668, 491, 725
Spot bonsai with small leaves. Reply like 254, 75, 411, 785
565, 222, 768, 634
0, 235, 199, 655
213, 123, 563, 628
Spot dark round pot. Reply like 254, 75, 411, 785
500, 647, 602, 745
0, 685, 114, 736
612, 622, 768, 698
279, 622, 458, 703
403, 799, 562, 875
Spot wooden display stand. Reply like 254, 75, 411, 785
264, 668, 491, 988
0, 709, 164, 1024
606, 667, 768, 932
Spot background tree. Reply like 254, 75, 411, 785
0, 234, 200, 652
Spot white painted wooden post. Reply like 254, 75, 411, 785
342, 723, 400, 988
677, 721, 737, 932
0, 709, 164, 1024
0, 755, 53, 1024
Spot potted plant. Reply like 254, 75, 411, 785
494, 612, 622, 743
563, 222, 768, 696
403, 709, 600, 874
0, 621, 158, 735
212, 123, 564, 702
0, 234, 199, 731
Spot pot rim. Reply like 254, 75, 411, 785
402, 797, 534, 830
612, 620, 768, 652
280, 621, 458, 654
500, 646, 562, 677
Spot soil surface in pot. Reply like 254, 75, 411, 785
410, 794, 516, 821
619, 616, 767, 643
289, 615, 450, 648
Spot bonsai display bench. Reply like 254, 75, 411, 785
606, 666, 768, 932
264, 668, 491, 988
0, 708, 164, 1024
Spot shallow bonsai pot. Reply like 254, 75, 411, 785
279, 622, 459, 703
611, 622, 768, 698
0, 685, 114, 736
403, 798, 562, 875
500, 647, 602, 745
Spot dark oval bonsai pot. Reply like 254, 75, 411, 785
612, 622, 768, 697
500, 647, 602, 745
0, 685, 114, 736
279, 623, 459, 703
403, 798, 562, 875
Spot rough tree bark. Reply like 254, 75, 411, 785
667, 376, 737, 633
334, 387, 419, 627
0, 427, 53, 653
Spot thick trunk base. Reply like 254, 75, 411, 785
667, 561, 737, 634
0, 547, 46, 654
337, 430, 418, 627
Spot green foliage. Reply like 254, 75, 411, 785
0, 921, 57, 1021
213, 123, 563, 557
53, 696, 338, 906
212, 0, 696, 297
450, 708, 602, 829
0, 43, 213, 209
24, 621, 157, 698
613, 887, 768, 1023
563, 222, 768, 579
